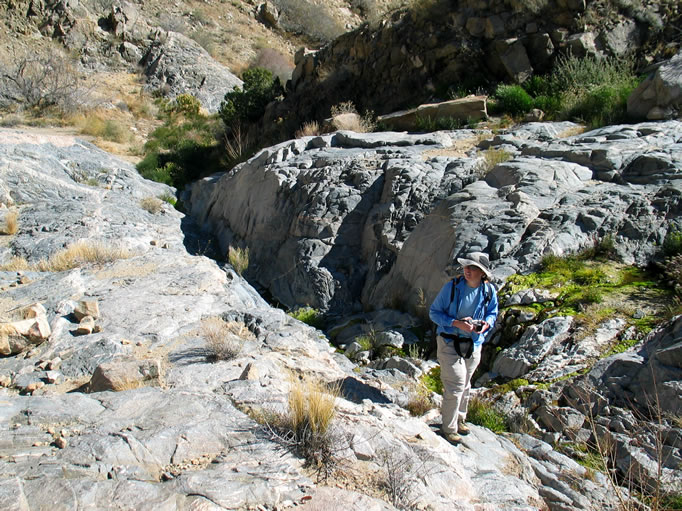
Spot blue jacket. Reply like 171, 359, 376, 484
429, 277, 499, 348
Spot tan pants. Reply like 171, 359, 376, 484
437, 335, 482, 434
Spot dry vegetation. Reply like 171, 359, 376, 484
0, 209, 18, 235
201, 316, 254, 361
0, 241, 131, 272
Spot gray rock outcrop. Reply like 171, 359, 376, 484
0, 127, 629, 510
139, 31, 242, 113
187, 121, 682, 317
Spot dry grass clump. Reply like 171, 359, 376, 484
261, 377, 341, 476
35, 241, 131, 272
75, 113, 132, 144
295, 120, 322, 138
0, 256, 30, 271
201, 317, 254, 361
140, 197, 163, 214
1, 210, 19, 235
227, 246, 249, 276
330, 101, 375, 133
405, 382, 436, 417
475, 147, 512, 177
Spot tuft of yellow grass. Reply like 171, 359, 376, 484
295, 120, 321, 138
1, 210, 19, 235
35, 241, 131, 272
289, 378, 339, 436
227, 246, 249, 276
0, 256, 30, 271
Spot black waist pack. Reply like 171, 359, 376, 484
441, 333, 474, 359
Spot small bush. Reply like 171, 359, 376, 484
467, 396, 508, 433
493, 84, 534, 116
289, 306, 324, 329
201, 317, 253, 361
276, 0, 345, 44
664, 254, 682, 296
0, 47, 85, 113
406, 383, 435, 416
663, 229, 682, 258
1, 209, 19, 235
421, 366, 443, 395
136, 95, 222, 189
474, 148, 512, 178
219, 68, 283, 128
227, 246, 249, 276
414, 115, 464, 132
140, 197, 163, 214
158, 192, 177, 206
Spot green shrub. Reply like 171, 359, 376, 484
663, 229, 682, 257
467, 397, 508, 433
136, 95, 222, 189
421, 366, 443, 395
289, 306, 325, 329
219, 68, 283, 128
568, 83, 636, 128
493, 84, 534, 116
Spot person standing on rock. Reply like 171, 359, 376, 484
429, 252, 498, 444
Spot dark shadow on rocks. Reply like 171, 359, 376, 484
180, 215, 223, 259
333, 376, 392, 404
168, 347, 211, 366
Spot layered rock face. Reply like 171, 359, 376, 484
0, 128, 631, 510
1, 0, 242, 112
187, 120, 682, 315
266, 0, 680, 138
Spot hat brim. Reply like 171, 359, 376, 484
457, 258, 492, 279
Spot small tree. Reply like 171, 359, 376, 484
219, 68, 283, 129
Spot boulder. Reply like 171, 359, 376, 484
628, 51, 682, 121
492, 316, 574, 379
88, 358, 162, 392
74, 299, 100, 321
377, 96, 488, 131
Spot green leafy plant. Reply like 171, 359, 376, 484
467, 396, 508, 433
289, 306, 325, 329
662, 229, 682, 258
493, 84, 534, 116
136, 94, 222, 189
421, 366, 443, 395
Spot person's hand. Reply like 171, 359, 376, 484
452, 317, 475, 333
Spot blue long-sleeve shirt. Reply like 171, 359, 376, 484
429, 277, 499, 348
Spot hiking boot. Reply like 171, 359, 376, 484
458, 423, 471, 435
443, 432, 462, 444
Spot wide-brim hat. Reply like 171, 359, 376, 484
457, 252, 492, 279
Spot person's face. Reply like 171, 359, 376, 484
463, 265, 484, 284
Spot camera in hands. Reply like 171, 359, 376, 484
467, 319, 486, 333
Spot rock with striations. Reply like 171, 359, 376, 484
187, 121, 682, 317
140, 31, 242, 113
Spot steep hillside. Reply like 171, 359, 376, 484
265, 0, 681, 139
